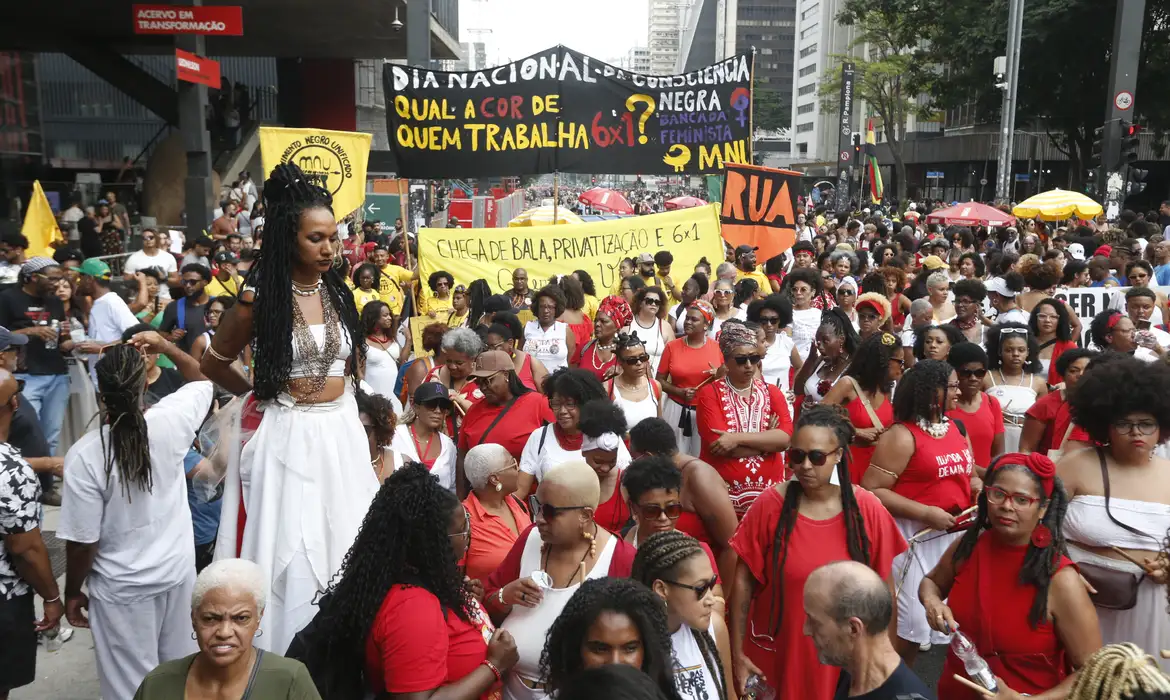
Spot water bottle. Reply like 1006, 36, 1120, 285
43, 626, 62, 652
44, 320, 59, 350
950, 630, 998, 692
743, 674, 776, 700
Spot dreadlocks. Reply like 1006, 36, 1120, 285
249, 163, 364, 401
632, 530, 728, 700
892, 359, 953, 423
95, 344, 152, 499
1067, 643, 1170, 700
541, 577, 682, 700
296, 462, 469, 693
766, 403, 871, 637
951, 458, 1069, 628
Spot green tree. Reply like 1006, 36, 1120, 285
753, 89, 790, 131
917, 0, 1170, 191
818, 0, 937, 202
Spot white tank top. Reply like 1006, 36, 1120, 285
288, 323, 351, 378
626, 316, 666, 375
761, 334, 794, 391
523, 320, 569, 373
671, 622, 723, 700
501, 529, 619, 700
611, 380, 660, 433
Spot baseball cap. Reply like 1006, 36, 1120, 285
0, 326, 29, 352
79, 258, 112, 281
1067, 243, 1086, 261
920, 255, 947, 271
214, 251, 240, 265
986, 276, 1019, 298
636, 252, 655, 264
413, 382, 453, 408
471, 350, 515, 377
20, 257, 57, 277
734, 244, 759, 256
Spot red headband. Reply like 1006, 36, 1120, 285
993, 452, 1056, 497
1106, 311, 1123, 331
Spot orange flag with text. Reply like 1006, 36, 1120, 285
719, 163, 800, 262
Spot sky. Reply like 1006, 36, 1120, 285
458, 0, 651, 66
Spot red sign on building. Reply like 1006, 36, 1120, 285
175, 49, 221, 89
133, 5, 243, 35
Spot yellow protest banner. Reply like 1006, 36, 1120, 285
418, 205, 725, 294
258, 126, 371, 220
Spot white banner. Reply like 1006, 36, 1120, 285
1050, 286, 1166, 347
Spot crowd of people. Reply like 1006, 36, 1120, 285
5, 167, 1170, 700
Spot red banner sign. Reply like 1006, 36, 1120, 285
175, 49, 221, 89
133, 4, 243, 35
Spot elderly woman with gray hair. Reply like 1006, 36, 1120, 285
462, 443, 531, 583
133, 559, 320, 699
422, 326, 485, 435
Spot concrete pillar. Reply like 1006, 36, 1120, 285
176, 30, 214, 238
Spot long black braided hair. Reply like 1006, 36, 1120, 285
249, 163, 364, 401
766, 403, 871, 637
95, 344, 152, 500
295, 462, 470, 693
541, 577, 683, 700
951, 456, 1069, 628
892, 358, 953, 423
632, 530, 727, 700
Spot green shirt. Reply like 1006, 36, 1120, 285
133, 651, 321, 700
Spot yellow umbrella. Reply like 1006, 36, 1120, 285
508, 205, 584, 227
1012, 189, 1103, 221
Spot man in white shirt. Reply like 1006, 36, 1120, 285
122, 227, 178, 297
1126, 287, 1170, 355
59, 197, 86, 242
75, 259, 140, 386
59, 331, 211, 700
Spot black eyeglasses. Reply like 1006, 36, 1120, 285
957, 368, 987, 379
623, 354, 651, 365
529, 495, 586, 522
732, 354, 763, 365
181, 279, 202, 286
1113, 419, 1158, 436
637, 502, 683, 520
786, 448, 837, 466
662, 575, 719, 600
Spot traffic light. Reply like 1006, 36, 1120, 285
591, 176, 597, 186
1090, 124, 1105, 169
1128, 166, 1150, 196
1119, 121, 1141, 168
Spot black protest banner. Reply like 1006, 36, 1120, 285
720, 163, 800, 262
382, 46, 754, 178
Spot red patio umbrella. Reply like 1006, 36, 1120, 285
924, 201, 1016, 227
578, 187, 634, 215
664, 196, 708, 210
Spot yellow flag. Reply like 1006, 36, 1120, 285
21, 180, 63, 257
258, 126, 372, 221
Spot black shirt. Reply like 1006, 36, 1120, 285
158, 297, 208, 354
144, 367, 186, 408
10, 394, 50, 460
0, 288, 67, 376
834, 662, 935, 700
78, 217, 103, 259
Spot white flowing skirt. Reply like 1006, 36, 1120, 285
215, 386, 379, 654
662, 399, 700, 457
57, 360, 100, 455
893, 517, 961, 646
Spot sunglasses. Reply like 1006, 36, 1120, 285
1000, 327, 1029, 336
713, 289, 733, 296
758, 316, 780, 325
623, 354, 651, 365
181, 279, 202, 286
957, 368, 987, 379
529, 495, 586, 522
662, 575, 719, 600
732, 354, 763, 365
643, 298, 662, 306
786, 448, 837, 466
638, 502, 683, 520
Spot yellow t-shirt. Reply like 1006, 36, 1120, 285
352, 287, 380, 315
582, 293, 600, 321
421, 293, 454, 318
736, 268, 772, 294
378, 264, 414, 316
206, 274, 240, 299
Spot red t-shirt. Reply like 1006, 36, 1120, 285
364, 585, 495, 696
485, 524, 637, 598
1045, 339, 1079, 386
947, 393, 1005, 468
890, 421, 975, 514
576, 340, 619, 382
729, 486, 907, 700
457, 391, 554, 460
658, 338, 723, 406
1024, 390, 1076, 454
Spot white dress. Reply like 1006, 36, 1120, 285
390, 423, 456, 492
985, 371, 1039, 453
625, 316, 667, 375
364, 343, 400, 400
760, 333, 795, 391
791, 307, 822, 362
501, 529, 619, 700
215, 324, 379, 655
609, 380, 661, 432
523, 320, 569, 373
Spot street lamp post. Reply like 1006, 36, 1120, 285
995, 0, 1025, 203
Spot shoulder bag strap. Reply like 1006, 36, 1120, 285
1098, 447, 1156, 542
845, 376, 884, 431
239, 649, 265, 700
537, 424, 550, 452
479, 397, 520, 444
1055, 416, 1077, 452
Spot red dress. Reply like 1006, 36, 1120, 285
1024, 390, 1075, 455
939, 536, 1075, 699
675, 510, 711, 544
1045, 339, 1078, 386
891, 421, 975, 515
593, 468, 630, 534
517, 353, 538, 391
729, 486, 908, 700
891, 292, 907, 328
947, 393, 1005, 469
696, 378, 792, 517
567, 316, 593, 366
576, 339, 618, 382
844, 391, 894, 485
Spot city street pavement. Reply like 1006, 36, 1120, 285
11, 505, 948, 699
